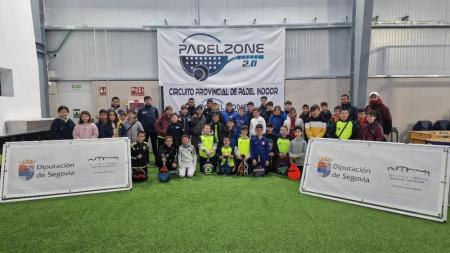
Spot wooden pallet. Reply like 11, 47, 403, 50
408, 131, 450, 144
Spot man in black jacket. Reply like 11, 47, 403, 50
340, 94, 358, 121
186, 98, 196, 116
203, 98, 214, 123
137, 96, 159, 159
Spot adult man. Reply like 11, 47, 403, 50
137, 96, 159, 158
365, 91, 392, 135
261, 101, 274, 123
258, 96, 268, 114
203, 98, 214, 123
186, 98, 196, 116
340, 94, 358, 121
110, 97, 126, 115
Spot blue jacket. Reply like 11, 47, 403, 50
50, 118, 75, 140
137, 105, 159, 132
96, 121, 113, 138
223, 127, 239, 149
282, 110, 289, 120
222, 110, 237, 124
250, 136, 270, 164
269, 114, 285, 135
235, 114, 249, 131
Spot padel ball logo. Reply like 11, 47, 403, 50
18, 159, 35, 180
316, 157, 333, 177
179, 33, 265, 81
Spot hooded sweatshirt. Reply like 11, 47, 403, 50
222, 109, 237, 124
235, 113, 249, 131
359, 122, 385, 141
155, 114, 171, 136
365, 98, 392, 135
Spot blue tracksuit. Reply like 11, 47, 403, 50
235, 114, 249, 131
223, 127, 239, 149
250, 135, 270, 167
269, 114, 285, 135
222, 110, 237, 124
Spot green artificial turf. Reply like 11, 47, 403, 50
0, 164, 449, 253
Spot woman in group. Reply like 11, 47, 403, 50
73, 111, 99, 139
108, 110, 121, 137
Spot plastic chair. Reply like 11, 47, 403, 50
390, 127, 399, 142
432, 120, 450, 131
412, 121, 433, 131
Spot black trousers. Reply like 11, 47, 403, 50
146, 131, 158, 160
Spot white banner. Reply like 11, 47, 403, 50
0, 138, 132, 202
157, 28, 285, 110
299, 139, 450, 222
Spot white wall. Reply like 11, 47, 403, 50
285, 79, 350, 110
49, 81, 161, 119
0, 0, 41, 136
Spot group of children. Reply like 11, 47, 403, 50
129, 122, 306, 181
50, 94, 389, 182
50, 103, 145, 142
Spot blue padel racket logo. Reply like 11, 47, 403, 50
179, 33, 265, 81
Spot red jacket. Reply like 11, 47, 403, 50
155, 115, 171, 136
365, 99, 392, 135
359, 122, 385, 141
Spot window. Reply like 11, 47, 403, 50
0, 67, 14, 97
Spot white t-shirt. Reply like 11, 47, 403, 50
250, 116, 267, 136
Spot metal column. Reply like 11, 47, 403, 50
30, 0, 50, 117
350, 0, 374, 108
